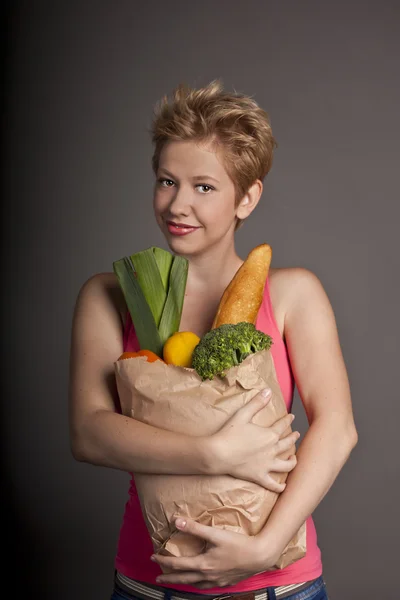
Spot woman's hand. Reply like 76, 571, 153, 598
151, 517, 276, 589
209, 390, 300, 492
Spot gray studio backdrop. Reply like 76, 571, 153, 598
3, 2, 399, 599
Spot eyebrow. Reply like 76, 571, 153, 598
158, 169, 220, 183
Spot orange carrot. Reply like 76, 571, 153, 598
118, 350, 165, 363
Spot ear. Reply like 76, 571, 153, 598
236, 180, 263, 220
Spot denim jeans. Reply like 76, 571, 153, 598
110, 576, 328, 600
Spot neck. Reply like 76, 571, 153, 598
183, 238, 243, 291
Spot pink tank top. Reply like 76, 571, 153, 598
115, 276, 323, 590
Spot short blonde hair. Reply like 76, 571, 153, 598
150, 79, 277, 229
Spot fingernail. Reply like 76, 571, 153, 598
290, 414, 295, 421
150, 555, 156, 561
176, 518, 186, 528
261, 388, 271, 398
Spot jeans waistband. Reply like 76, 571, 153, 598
115, 572, 324, 600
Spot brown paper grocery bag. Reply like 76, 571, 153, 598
114, 349, 306, 570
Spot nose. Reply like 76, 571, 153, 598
167, 185, 192, 217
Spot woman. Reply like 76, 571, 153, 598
69, 80, 358, 600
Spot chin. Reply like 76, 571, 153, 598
164, 235, 204, 256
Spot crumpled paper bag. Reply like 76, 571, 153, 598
114, 349, 306, 570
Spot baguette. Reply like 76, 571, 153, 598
211, 244, 272, 329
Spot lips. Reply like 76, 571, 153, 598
166, 220, 200, 236
167, 221, 199, 229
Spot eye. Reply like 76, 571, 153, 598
196, 184, 214, 194
157, 178, 175, 187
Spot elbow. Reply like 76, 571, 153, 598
342, 422, 358, 460
70, 435, 87, 463
69, 425, 92, 463
69, 408, 110, 466
349, 424, 359, 450
315, 415, 359, 460
345, 412, 359, 449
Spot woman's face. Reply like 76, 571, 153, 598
153, 140, 239, 257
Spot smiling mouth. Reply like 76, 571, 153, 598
167, 221, 200, 229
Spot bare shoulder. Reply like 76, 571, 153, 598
74, 272, 127, 328
268, 267, 332, 339
269, 266, 329, 304
280, 267, 331, 311
69, 272, 127, 378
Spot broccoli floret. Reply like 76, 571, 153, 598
191, 322, 273, 380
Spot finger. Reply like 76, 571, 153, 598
152, 553, 203, 572
234, 388, 272, 422
261, 473, 286, 493
156, 571, 204, 585
273, 455, 297, 473
173, 517, 221, 545
270, 413, 295, 437
275, 431, 300, 455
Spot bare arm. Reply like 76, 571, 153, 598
68, 273, 213, 476
255, 268, 358, 561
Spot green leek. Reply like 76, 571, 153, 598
113, 256, 163, 356
130, 249, 167, 328
158, 255, 188, 344
113, 247, 188, 357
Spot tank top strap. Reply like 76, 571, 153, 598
257, 275, 283, 343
